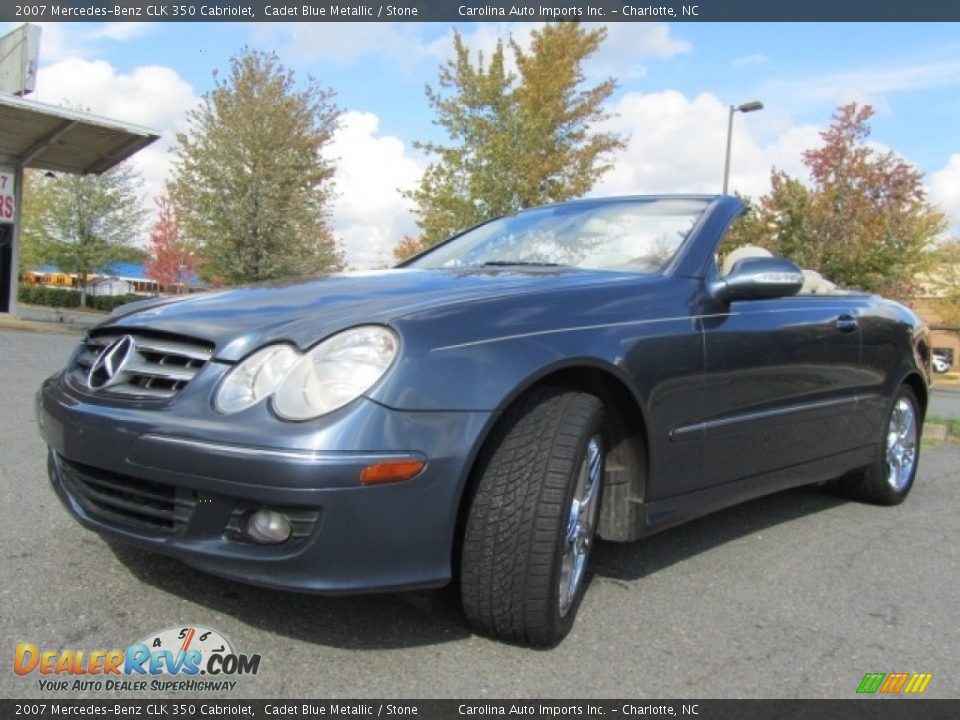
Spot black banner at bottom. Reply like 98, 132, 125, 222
3, 700, 960, 720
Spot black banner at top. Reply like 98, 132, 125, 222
4, 0, 960, 23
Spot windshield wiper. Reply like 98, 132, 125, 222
481, 261, 564, 267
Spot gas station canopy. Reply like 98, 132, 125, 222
0, 91, 161, 317
0, 93, 159, 175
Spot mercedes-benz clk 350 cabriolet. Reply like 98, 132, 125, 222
37, 195, 930, 646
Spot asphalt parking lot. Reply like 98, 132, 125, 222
2, 328, 958, 699
930, 384, 960, 419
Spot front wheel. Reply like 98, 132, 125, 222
460, 386, 605, 646
840, 385, 921, 506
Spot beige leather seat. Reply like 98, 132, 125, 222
720, 244, 772, 276
800, 269, 837, 295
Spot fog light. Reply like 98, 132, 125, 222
246, 509, 292, 544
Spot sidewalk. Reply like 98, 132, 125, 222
2, 302, 107, 334
934, 372, 960, 388
15, 304, 104, 329
0, 312, 87, 335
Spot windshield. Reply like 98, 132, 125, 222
407, 198, 710, 274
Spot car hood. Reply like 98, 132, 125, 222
102, 267, 636, 361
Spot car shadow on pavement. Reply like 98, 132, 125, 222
104, 483, 846, 651
590, 484, 847, 582
103, 540, 471, 651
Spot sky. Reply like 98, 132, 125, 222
4, 20, 960, 268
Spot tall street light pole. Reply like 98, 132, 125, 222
723, 100, 764, 195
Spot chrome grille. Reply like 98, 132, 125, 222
71, 331, 213, 400
57, 455, 197, 534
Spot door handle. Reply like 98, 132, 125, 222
836, 314, 858, 333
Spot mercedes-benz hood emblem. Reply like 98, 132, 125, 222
88, 335, 137, 390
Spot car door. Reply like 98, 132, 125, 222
693, 293, 864, 488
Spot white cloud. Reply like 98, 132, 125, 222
592, 90, 820, 199
590, 22, 690, 59
249, 22, 431, 69
763, 59, 960, 112
86, 22, 153, 42
36, 57, 194, 130
324, 111, 424, 269
730, 53, 768, 67
929, 154, 960, 233
34, 57, 199, 220
583, 22, 689, 79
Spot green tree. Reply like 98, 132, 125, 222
509, 23, 622, 206
172, 48, 344, 284
21, 165, 145, 307
728, 104, 946, 298
405, 23, 624, 249
926, 239, 960, 325
16, 170, 49, 275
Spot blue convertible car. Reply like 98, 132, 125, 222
37, 195, 930, 645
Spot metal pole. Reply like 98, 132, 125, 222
722, 105, 735, 195
8, 164, 24, 317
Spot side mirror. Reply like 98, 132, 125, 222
709, 256, 804, 304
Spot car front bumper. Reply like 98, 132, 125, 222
37, 369, 491, 594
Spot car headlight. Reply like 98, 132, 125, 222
214, 326, 399, 421
273, 326, 398, 421
215, 345, 300, 414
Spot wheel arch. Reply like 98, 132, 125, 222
452, 360, 652, 573
901, 371, 928, 420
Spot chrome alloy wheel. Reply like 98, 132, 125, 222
885, 397, 917, 492
559, 434, 603, 617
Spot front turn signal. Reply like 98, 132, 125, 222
360, 460, 426, 485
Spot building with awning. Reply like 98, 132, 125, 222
0, 93, 160, 316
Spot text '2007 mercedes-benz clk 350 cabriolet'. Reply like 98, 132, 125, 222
37, 195, 931, 646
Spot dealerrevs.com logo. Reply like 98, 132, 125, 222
14, 626, 261, 693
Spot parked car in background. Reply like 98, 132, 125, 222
932, 354, 952, 374
36, 195, 929, 646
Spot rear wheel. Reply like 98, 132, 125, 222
840, 385, 921, 505
460, 386, 605, 646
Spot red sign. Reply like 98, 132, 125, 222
0, 167, 14, 223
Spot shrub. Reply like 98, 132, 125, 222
17, 286, 143, 312
18, 286, 81, 308
88, 294, 142, 312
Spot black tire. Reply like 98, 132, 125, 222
839, 385, 921, 506
460, 386, 605, 646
